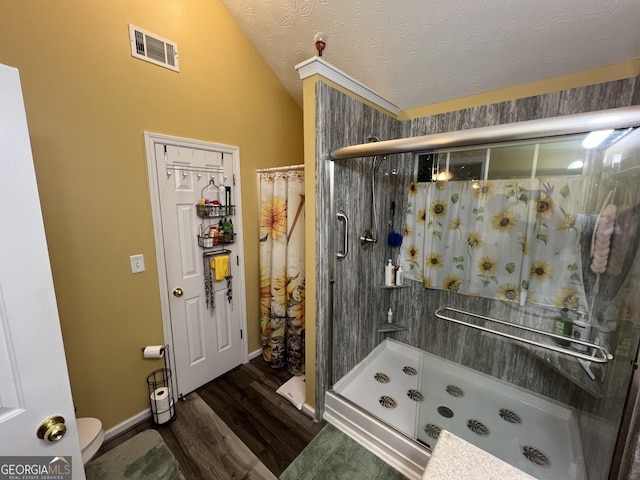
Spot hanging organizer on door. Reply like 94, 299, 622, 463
196, 176, 235, 311
196, 177, 236, 248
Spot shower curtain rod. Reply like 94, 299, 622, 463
330, 105, 640, 160
256, 164, 304, 173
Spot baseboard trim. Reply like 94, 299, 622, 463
302, 402, 315, 420
104, 409, 151, 441
248, 348, 262, 360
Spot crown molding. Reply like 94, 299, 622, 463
295, 57, 399, 115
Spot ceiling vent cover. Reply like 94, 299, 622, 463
128, 24, 179, 72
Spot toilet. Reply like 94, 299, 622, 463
77, 417, 105, 464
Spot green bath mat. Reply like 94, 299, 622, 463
279, 424, 408, 480
85, 429, 179, 480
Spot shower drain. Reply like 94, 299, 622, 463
521, 446, 552, 468
374, 372, 390, 384
437, 406, 454, 418
379, 395, 397, 409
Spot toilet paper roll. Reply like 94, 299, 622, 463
154, 400, 175, 424
143, 345, 165, 359
150, 387, 172, 424
150, 387, 173, 424
150, 387, 170, 412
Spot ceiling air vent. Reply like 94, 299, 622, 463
128, 24, 179, 72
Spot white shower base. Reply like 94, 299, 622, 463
325, 338, 585, 480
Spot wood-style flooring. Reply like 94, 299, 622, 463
94, 356, 325, 479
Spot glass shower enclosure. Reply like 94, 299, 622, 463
327, 111, 640, 480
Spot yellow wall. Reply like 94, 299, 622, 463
0, 0, 302, 429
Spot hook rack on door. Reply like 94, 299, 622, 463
165, 164, 223, 180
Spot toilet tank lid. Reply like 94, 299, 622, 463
77, 417, 103, 446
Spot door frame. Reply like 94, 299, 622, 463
143, 132, 249, 392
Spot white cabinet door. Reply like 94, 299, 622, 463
0, 64, 84, 478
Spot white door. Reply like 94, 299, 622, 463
145, 133, 247, 398
0, 65, 84, 477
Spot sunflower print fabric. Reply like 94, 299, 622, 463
399, 177, 587, 311
259, 171, 306, 375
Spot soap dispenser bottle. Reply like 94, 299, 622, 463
385, 259, 395, 286
395, 264, 404, 286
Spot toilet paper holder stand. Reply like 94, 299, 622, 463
143, 344, 177, 425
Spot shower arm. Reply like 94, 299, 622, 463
435, 306, 613, 364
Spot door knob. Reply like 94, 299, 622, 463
173, 288, 184, 297
37, 416, 67, 442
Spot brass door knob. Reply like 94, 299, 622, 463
173, 288, 184, 297
37, 416, 67, 442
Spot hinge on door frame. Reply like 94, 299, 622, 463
233, 174, 236, 186
237, 255, 239, 266
240, 329, 243, 339
163, 144, 168, 163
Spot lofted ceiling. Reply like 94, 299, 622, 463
220, 0, 640, 112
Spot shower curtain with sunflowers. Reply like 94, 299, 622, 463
259, 170, 305, 375
399, 177, 588, 312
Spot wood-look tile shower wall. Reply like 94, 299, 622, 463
315, 78, 640, 478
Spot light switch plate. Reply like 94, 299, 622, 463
129, 254, 145, 274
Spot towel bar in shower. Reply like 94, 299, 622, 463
434, 306, 613, 364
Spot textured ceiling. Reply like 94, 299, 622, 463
220, 0, 640, 111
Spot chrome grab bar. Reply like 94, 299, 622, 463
434, 306, 613, 364
336, 211, 348, 259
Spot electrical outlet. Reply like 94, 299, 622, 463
129, 254, 145, 274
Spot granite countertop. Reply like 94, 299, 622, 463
422, 430, 536, 480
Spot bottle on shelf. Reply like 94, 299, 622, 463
218, 178, 226, 207
387, 307, 393, 324
571, 312, 591, 352
225, 186, 232, 210
385, 259, 395, 286
223, 218, 232, 243
209, 226, 218, 245
552, 308, 572, 346
395, 264, 404, 286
